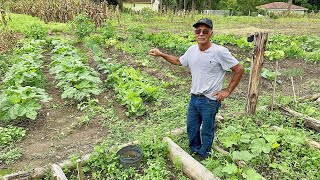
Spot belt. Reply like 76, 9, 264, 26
191, 94, 206, 97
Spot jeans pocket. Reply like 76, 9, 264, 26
206, 98, 221, 110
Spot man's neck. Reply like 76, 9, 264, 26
198, 42, 212, 51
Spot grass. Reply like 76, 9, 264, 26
2, 13, 68, 33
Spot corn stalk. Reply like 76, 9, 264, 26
8, 0, 116, 27
0, 0, 9, 28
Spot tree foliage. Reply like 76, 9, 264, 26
122, 0, 320, 14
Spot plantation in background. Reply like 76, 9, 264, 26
0, 2, 320, 179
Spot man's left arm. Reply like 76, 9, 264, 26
213, 64, 244, 101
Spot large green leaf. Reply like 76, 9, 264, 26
242, 167, 262, 180
250, 138, 271, 155
26, 110, 37, 120
221, 163, 238, 175
232, 151, 255, 162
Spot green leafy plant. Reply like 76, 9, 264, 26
24, 23, 47, 39
0, 86, 51, 121
107, 67, 160, 116
100, 21, 116, 39
0, 147, 23, 164
0, 39, 50, 122
0, 125, 26, 146
50, 40, 103, 101
70, 14, 95, 40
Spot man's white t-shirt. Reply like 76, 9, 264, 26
179, 43, 239, 100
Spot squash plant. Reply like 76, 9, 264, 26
0, 39, 50, 122
50, 40, 103, 101
107, 67, 160, 116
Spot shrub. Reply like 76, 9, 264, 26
100, 21, 116, 39
70, 14, 95, 40
24, 23, 47, 39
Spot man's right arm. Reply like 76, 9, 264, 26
149, 48, 181, 66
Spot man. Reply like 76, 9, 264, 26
149, 18, 244, 160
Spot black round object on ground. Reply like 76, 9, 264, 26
117, 145, 142, 169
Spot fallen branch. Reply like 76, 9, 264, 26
279, 106, 320, 132
1, 171, 31, 180
299, 93, 320, 102
163, 137, 220, 180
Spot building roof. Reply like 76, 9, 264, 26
124, 0, 151, 3
256, 2, 308, 10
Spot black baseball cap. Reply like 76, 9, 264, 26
193, 18, 213, 29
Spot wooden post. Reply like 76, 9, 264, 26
290, 76, 297, 103
246, 32, 268, 114
271, 61, 279, 110
77, 159, 84, 180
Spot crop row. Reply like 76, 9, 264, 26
0, 39, 51, 122
92, 56, 160, 117
50, 40, 103, 101
131, 27, 320, 63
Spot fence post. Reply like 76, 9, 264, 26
246, 32, 268, 114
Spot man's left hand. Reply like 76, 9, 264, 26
212, 89, 231, 101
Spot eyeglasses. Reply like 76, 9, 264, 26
194, 29, 211, 35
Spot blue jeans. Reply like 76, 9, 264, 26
187, 94, 221, 157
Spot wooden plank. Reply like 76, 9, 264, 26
246, 32, 268, 114
51, 164, 68, 180
163, 137, 220, 180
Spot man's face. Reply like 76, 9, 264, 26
194, 24, 213, 45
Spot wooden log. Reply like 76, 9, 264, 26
306, 140, 320, 150
163, 137, 220, 180
51, 164, 68, 180
299, 93, 320, 102
246, 32, 268, 114
279, 106, 320, 132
